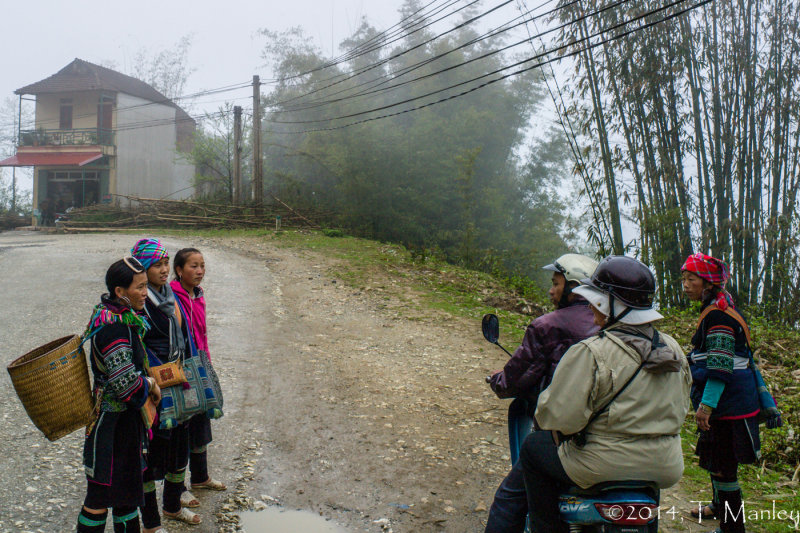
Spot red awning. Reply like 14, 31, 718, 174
0, 152, 103, 167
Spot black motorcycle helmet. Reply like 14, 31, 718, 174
581, 256, 656, 324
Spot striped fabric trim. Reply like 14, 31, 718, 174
100, 337, 128, 355
79, 513, 107, 527
718, 408, 760, 420
165, 470, 186, 483
706, 324, 735, 374
112, 510, 139, 523
712, 479, 741, 492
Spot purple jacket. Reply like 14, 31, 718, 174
490, 299, 599, 399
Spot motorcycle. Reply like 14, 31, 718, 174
54, 206, 75, 225
481, 313, 660, 532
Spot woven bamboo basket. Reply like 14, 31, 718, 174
7, 335, 93, 441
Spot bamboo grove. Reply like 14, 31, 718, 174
556, 0, 800, 320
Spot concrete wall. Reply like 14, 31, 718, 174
115, 93, 195, 201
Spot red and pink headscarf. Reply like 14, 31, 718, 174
681, 253, 734, 310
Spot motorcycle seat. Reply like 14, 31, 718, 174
564, 480, 659, 497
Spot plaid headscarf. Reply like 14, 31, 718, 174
681, 253, 734, 310
131, 238, 168, 270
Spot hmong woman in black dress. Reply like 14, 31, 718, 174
132, 238, 202, 528
77, 256, 160, 533
681, 253, 760, 533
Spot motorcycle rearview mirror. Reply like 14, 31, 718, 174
481, 313, 513, 357
481, 313, 500, 343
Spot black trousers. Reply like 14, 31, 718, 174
520, 431, 574, 533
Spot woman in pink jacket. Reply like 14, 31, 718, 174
170, 248, 227, 493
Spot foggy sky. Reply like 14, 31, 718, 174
1, 0, 403, 191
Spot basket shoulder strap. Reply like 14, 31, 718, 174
697, 305, 752, 347
174, 297, 198, 358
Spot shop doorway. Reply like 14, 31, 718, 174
45, 170, 100, 214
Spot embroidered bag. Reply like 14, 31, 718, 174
147, 356, 187, 388
696, 305, 782, 429
157, 299, 223, 429
198, 349, 224, 412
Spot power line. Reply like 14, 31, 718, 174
330, 0, 466, 64
516, 0, 613, 248
3, 2, 472, 131
2, 81, 253, 130
266, 0, 710, 134
271, 0, 563, 113
294, 0, 454, 73
278, 0, 473, 81
271, 0, 525, 109
267, 0, 682, 126
2, 2, 460, 132
273, 0, 618, 115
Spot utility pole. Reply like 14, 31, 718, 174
252, 75, 262, 207
232, 105, 242, 205
12, 95, 21, 212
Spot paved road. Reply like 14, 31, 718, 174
0, 231, 281, 532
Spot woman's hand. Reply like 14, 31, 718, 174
146, 377, 162, 403
695, 406, 711, 431
150, 382, 161, 404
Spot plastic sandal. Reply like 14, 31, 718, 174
180, 490, 200, 508
163, 507, 202, 525
191, 478, 227, 491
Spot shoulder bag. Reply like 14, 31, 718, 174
158, 299, 224, 429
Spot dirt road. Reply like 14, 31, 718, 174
0, 231, 518, 532
0, 231, 706, 533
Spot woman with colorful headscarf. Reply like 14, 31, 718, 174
132, 238, 202, 529
76, 257, 159, 533
681, 253, 758, 533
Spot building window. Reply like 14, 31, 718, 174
60, 98, 73, 129
97, 96, 113, 131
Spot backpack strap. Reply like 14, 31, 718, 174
697, 305, 752, 347
572, 331, 651, 447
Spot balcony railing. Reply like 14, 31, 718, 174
18, 128, 115, 147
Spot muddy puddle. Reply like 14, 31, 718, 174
239, 508, 348, 533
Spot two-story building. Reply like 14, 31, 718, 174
0, 58, 195, 225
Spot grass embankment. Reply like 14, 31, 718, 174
172, 228, 799, 531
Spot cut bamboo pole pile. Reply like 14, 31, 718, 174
60, 195, 323, 230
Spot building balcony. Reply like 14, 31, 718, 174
18, 128, 115, 147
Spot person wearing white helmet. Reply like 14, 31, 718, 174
518, 256, 691, 532
485, 253, 599, 533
